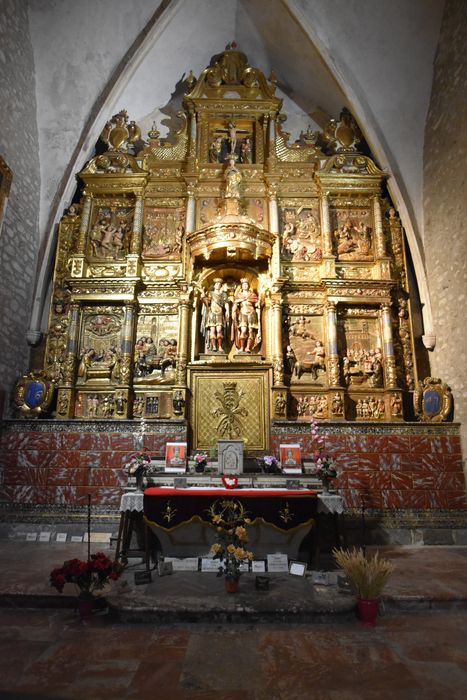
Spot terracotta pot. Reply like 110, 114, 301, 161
224, 578, 239, 594
357, 598, 379, 626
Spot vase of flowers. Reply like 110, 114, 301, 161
194, 452, 208, 473
50, 552, 124, 618
310, 419, 337, 491
209, 500, 253, 592
127, 447, 151, 491
256, 454, 281, 474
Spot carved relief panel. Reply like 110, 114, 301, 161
88, 203, 134, 260
77, 308, 124, 385
197, 196, 265, 228
280, 204, 322, 263
337, 309, 384, 389
284, 309, 326, 386
331, 208, 374, 261
142, 207, 185, 259
133, 312, 179, 385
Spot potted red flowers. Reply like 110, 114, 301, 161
50, 552, 124, 617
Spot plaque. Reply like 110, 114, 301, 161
218, 440, 244, 474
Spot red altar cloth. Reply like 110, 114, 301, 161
144, 487, 317, 498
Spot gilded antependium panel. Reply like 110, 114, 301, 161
36, 44, 418, 449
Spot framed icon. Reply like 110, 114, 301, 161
280, 443, 302, 472
165, 442, 187, 472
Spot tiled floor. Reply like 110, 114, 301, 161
0, 609, 466, 699
1, 541, 467, 698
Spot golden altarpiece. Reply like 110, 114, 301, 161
42, 47, 417, 454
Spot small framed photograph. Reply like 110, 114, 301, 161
289, 561, 307, 577
280, 443, 302, 473
165, 442, 187, 472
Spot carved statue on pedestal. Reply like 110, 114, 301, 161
231, 279, 261, 353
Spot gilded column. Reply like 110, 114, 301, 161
63, 302, 80, 386
271, 294, 284, 385
126, 196, 143, 277
77, 195, 92, 254
130, 197, 144, 254
185, 184, 196, 234
57, 302, 81, 418
320, 194, 333, 256
120, 303, 136, 387
268, 183, 281, 278
373, 195, 386, 258
380, 303, 397, 389
176, 294, 190, 386
326, 301, 340, 388
320, 193, 335, 278
71, 195, 92, 277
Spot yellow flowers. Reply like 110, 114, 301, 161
235, 526, 248, 542
210, 543, 222, 554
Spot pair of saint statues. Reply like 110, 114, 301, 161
201, 278, 260, 354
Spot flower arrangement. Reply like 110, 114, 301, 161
193, 452, 209, 472
209, 500, 253, 583
256, 454, 281, 474
127, 447, 151, 489
310, 419, 338, 489
333, 547, 394, 599
50, 552, 124, 600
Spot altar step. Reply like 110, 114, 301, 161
106, 568, 357, 624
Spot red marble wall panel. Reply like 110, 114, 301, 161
0, 425, 464, 510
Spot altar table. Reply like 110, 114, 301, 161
143, 486, 319, 562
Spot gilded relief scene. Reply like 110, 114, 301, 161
281, 206, 322, 262
88, 205, 133, 259
133, 314, 178, 383
337, 312, 383, 389
284, 312, 326, 385
142, 207, 185, 258
77, 310, 123, 384
332, 209, 374, 261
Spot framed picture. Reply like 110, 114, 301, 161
289, 561, 307, 577
165, 442, 187, 472
218, 439, 244, 474
280, 443, 302, 473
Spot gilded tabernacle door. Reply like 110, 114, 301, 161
189, 367, 271, 453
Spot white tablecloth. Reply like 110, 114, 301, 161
119, 492, 144, 512
317, 493, 345, 515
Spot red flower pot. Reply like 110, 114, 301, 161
77, 596, 94, 619
357, 598, 379, 626
224, 578, 239, 594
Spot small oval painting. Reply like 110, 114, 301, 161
24, 380, 45, 409
423, 389, 441, 417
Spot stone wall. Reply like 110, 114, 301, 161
0, 0, 40, 417
423, 0, 467, 455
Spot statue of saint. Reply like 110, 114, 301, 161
232, 278, 261, 353
201, 278, 230, 352
224, 157, 242, 199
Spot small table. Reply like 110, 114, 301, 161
115, 492, 149, 565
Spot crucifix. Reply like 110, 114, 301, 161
212, 120, 251, 158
